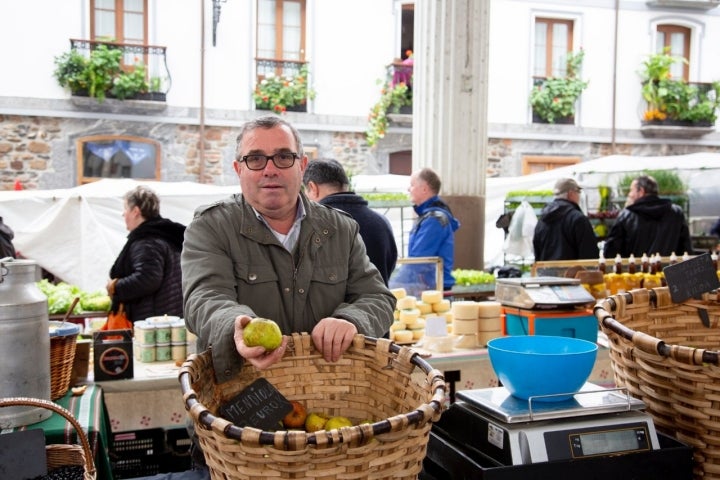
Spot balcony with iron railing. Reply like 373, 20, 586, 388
58, 38, 171, 102
253, 58, 314, 113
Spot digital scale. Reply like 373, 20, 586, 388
421, 383, 694, 479
453, 383, 658, 465
495, 276, 595, 310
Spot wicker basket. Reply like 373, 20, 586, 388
595, 287, 720, 480
0, 397, 96, 480
179, 333, 446, 480
49, 321, 81, 400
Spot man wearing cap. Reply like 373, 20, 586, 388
533, 178, 599, 261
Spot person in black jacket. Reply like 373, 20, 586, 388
303, 158, 398, 285
107, 185, 186, 323
0, 216, 16, 259
533, 178, 599, 261
603, 175, 692, 258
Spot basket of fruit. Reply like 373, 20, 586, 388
179, 332, 446, 480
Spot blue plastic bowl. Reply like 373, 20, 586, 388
487, 335, 598, 402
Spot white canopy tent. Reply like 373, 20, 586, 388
2, 153, 719, 289
0, 179, 238, 290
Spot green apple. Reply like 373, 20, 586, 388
325, 416, 353, 430
305, 412, 329, 432
243, 317, 283, 350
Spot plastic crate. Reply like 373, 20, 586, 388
110, 428, 165, 459
112, 455, 164, 479
502, 307, 598, 343
166, 427, 192, 455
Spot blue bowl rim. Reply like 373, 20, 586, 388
487, 335, 598, 356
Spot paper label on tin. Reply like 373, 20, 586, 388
487, 422, 504, 449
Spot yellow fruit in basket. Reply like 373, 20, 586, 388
325, 416, 353, 430
305, 412, 329, 432
243, 318, 283, 350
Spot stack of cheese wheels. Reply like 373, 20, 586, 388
421, 290, 452, 334
477, 301, 503, 347
451, 301, 479, 349
389, 288, 423, 343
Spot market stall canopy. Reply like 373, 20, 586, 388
0, 179, 238, 290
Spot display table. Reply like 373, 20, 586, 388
94, 361, 187, 433
1, 385, 113, 480
94, 339, 614, 432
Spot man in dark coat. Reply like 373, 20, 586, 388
533, 178, 599, 261
603, 175, 692, 258
303, 158, 398, 285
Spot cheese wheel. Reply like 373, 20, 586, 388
393, 309, 400, 320
398, 308, 421, 323
447, 324, 454, 334
421, 290, 443, 304
477, 316, 502, 332
405, 317, 426, 330
410, 328, 425, 340
477, 301, 502, 318
444, 312, 454, 323
477, 331, 500, 347
451, 301, 479, 320
393, 329, 413, 343
396, 295, 417, 310
454, 334, 478, 349
390, 288, 407, 300
415, 301, 434, 315
432, 299, 451, 313
452, 318, 479, 335
389, 320, 406, 332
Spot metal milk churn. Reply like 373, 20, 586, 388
0, 258, 52, 427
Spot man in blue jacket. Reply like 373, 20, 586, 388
406, 167, 460, 290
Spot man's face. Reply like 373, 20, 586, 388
626, 180, 642, 206
233, 124, 308, 219
408, 173, 429, 205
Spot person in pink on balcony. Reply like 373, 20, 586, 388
391, 50, 414, 88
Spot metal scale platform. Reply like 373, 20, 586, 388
422, 383, 694, 479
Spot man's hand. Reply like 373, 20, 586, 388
233, 315, 288, 370
311, 317, 358, 362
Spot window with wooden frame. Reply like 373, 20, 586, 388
91, 0, 149, 69
656, 24, 690, 81
533, 18, 574, 78
91, 0, 147, 45
256, 0, 307, 78
522, 155, 580, 175
77, 135, 160, 184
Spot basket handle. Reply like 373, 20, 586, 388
0, 397, 96, 479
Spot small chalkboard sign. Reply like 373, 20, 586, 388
219, 378, 293, 431
0, 429, 47, 479
663, 252, 720, 303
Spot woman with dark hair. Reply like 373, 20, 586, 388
107, 185, 186, 323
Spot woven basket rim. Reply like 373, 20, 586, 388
594, 287, 720, 365
179, 333, 446, 447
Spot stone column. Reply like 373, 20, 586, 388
413, 0, 490, 269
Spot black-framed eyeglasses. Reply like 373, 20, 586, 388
240, 153, 298, 171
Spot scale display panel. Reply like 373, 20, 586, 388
546, 422, 652, 460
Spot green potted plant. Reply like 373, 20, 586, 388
365, 80, 412, 146
529, 50, 589, 124
640, 49, 720, 126
53, 44, 161, 103
252, 64, 316, 114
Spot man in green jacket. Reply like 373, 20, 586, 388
181, 115, 396, 383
